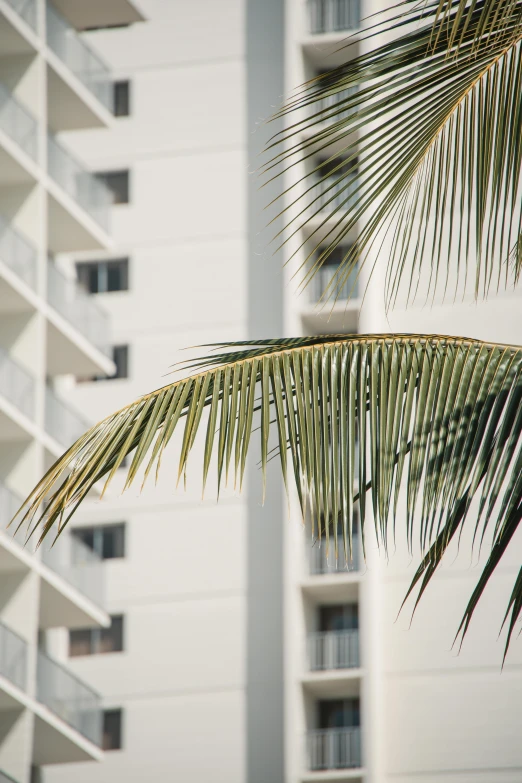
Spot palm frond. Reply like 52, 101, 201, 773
265, 0, 522, 307
14, 334, 522, 656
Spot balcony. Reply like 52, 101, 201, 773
0, 771, 19, 783
46, 2, 111, 112
311, 84, 357, 124
308, 630, 359, 671
0, 213, 37, 290
307, 727, 361, 771
41, 526, 105, 609
0, 346, 35, 423
45, 385, 89, 448
47, 261, 110, 356
308, 0, 360, 34
0, 619, 27, 692
4, 0, 37, 30
310, 534, 359, 575
47, 135, 110, 234
0, 82, 38, 182
36, 649, 102, 745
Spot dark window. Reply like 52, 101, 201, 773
96, 170, 130, 204
112, 345, 129, 379
319, 604, 358, 633
70, 616, 124, 657
72, 524, 126, 560
314, 245, 358, 302
318, 698, 360, 729
76, 258, 129, 294
103, 709, 123, 750
113, 80, 130, 117
318, 156, 358, 179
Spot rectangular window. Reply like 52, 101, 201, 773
76, 258, 129, 294
96, 170, 130, 204
319, 604, 358, 633
318, 698, 360, 729
69, 615, 124, 657
72, 523, 126, 560
113, 80, 130, 117
103, 709, 123, 751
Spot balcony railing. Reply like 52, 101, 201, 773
308, 727, 361, 770
0, 82, 38, 160
36, 649, 102, 745
45, 385, 90, 447
308, 0, 360, 34
47, 134, 111, 232
41, 523, 105, 608
4, 0, 37, 29
312, 85, 358, 123
46, 2, 111, 110
0, 770, 19, 783
0, 620, 27, 691
0, 214, 37, 289
0, 347, 35, 419
47, 261, 110, 354
308, 629, 359, 670
312, 174, 358, 213
0, 482, 29, 549
312, 262, 359, 302
310, 534, 359, 574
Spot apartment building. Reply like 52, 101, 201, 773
28, 1, 522, 783
0, 0, 143, 782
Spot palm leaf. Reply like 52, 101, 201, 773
264, 0, 522, 307
13, 334, 522, 656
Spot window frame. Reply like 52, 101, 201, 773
96, 169, 130, 205
72, 523, 126, 560
113, 80, 130, 117
69, 615, 124, 658
102, 708, 123, 751
76, 258, 130, 294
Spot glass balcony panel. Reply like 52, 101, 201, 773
308, 629, 359, 670
5, 0, 37, 28
47, 135, 111, 232
312, 84, 358, 123
310, 533, 359, 574
41, 528, 105, 608
36, 649, 102, 745
0, 347, 35, 419
312, 173, 358, 213
0, 82, 38, 160
307, 727, 361, 770
0, 619, 27, 691
47, 261, 110, 354
308, 0, 361, 34
0, 482, 29, 549
313, 261, 359, 302
0, 214, 37, 289
46, 2, 111, 110
44, 385, 90, 447
0, 770, 19, 783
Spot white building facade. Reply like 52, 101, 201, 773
0, 1, 142, 782
33, 2, 522, 783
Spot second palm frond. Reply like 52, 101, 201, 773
14, 334, 522, 656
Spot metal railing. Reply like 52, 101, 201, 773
0, 482, 29, 549
0, 771, 19, 783
312, 85, 358, 123
0, 620, 27, 691
36, 649, 102, 745
47, 261, 110, 354
312, 174, 358, 213
310, 534, 359, 574
46, 2, 111, 110
313, 261, 359, 302
47, 134, 111, 232
0, 82, 38, 160
45, 385, 90, 447
307, 727, 361, 770
0, 214, 37, 289
308, 0, 360, 33
41, 522, 105, 608
308, 629, 359, 670
0, 347, 35, 419
4, 0, 37, 28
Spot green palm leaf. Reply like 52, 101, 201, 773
265, 0, 522, 307
13, 334, 522, 657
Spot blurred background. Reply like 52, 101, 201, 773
0, 1, 519, 782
